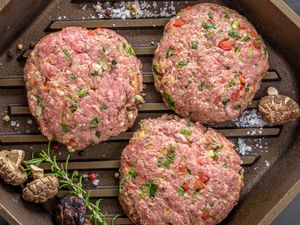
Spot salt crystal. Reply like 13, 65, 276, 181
233, 109, 267, 128
265, 161, 270, 167
93, 178, 100, 185
236, 138, 252, 155
27, 119, 33, 125
92, 179, 100, 186
81, 4, 87, 11
11, 120, 16, 127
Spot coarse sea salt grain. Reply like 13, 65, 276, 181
233, 109, 267, 128
92, 179, 100, 186
236, 138, 252, 155
236, 137, 268, 155
91, 1, 176, 19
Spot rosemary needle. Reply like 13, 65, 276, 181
24, 141, 114, 225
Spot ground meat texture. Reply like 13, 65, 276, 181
24, 27, 143, 150
153, 3, 269, 123
119, 114, 244, 225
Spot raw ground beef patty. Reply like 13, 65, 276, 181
119, 115, 244, 225
24, 27, 143, 150
153, 3, 269, 123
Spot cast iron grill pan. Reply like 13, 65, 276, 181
0, 0, 299, 224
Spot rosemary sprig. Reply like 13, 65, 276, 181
23, 142, 109, 225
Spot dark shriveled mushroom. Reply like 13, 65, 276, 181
258, 94, 300, 125
22, 165, 59, 203
0, 150, 27, 185
56, 195, 86, 225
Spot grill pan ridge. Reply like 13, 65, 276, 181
0, 0, 299, 225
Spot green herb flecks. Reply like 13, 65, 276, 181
70, 103, 78, 113
207, 140, 224, 159
128, 167, 138, 178
102, 45, 108, 53
78, 88, 89, 97
158, 147, 175, 169
163, 92, 175, 109
95, 131, 101, 138
186, 121, 193, 127
90, 118, 100, 126
61, 123, 69, 132
222, 98, 230, 106
37, 97, 45, 109
204, 42, 212, 49
123, 43, 135, 56
202, 23, 216, 30
100, 105, 108, 110
231, 20, 240, 29
178, 187, 185, 196
89, 140, 95, 146
166, 46, 174, 58
141, 182, 158, 200
241, 34, 251, 42
198, 81, 206, 91
223, 10, 230, 18
62, 49, 72, 63
234, 104, 241, 110
234, 46, 241, 54
208, 11, 213, 19
180, 129, 192, 135
245, 84, 250, 93
152, 64, 162, 75
228, 29, 240, 38
98, 60, 109, 72
23, 142, 111, 225
175, 60, 189, 68
255, 38, 262, 46
135, 95, 145, 104
208, 150, 217, 158
247, 46, 254, 57
91, 70, 99, 76
191, 41, 198, 50
229, 79, 236, 87
69, 74, 76, 80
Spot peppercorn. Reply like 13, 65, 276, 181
104, 9, 111, 19
29, 42, 35, 48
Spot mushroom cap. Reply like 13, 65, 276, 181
30, 165, 45, 180
56, 195, 86, 225
258, 95, 300, 125
22, 176, 59, 203
0, 150, 27, 186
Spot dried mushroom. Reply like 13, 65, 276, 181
22, 165, 59, 203
258, 92, 300, 125
56, 195, 86, 225
0, 150, 27, 185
